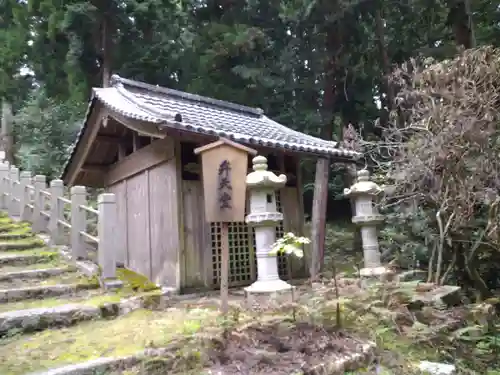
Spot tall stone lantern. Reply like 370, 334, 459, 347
344, 169, 392, 283
244, 155, 293, 296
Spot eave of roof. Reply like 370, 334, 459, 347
61, 76, 362, 181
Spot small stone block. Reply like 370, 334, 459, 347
397, 270, 427, 282
418, 361, 456, 375
360, 266, 394, 288
245, 285, 295, 311
101, 279, 123, 290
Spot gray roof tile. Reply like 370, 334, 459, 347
62, 75, 361, 179
95, 75, 361, 158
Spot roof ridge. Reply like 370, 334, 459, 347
110, 74, 264, 117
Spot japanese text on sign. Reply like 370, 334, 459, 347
218, 160, 232, 210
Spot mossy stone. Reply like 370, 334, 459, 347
116, 268, 159, 293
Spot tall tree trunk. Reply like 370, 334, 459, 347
374, 0, 394, 131
310, 4, 343, 277
447, 0, 476, 49
310, 158, 329, 279
1, 100, 14, 165
374, 0, 393, 107
101, 13, 112, 88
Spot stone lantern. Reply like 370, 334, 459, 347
344, 169, 392, 283
244, 155, 293, 295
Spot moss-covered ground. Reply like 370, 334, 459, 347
0, 307, 219, 375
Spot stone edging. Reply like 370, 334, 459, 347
28, 339, 377, 375
305, 341, 376, 374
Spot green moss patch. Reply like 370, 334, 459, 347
0, 238, 46, 250
0, 226, 34, 237
0, 307, 218, 375
0, 217, 14, 225
2, 248, 58, 258
0, 222, 31, 233
116, 268, 159, 292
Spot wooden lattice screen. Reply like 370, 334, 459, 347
211, 191, 289, 287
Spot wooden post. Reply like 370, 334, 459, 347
220, 222, 229, 314
193, 138, 257, 315
0, 162, 9, 210
49, 179, 65, 245
70, 186, 86, 260
310, 157, 330, 280
8, 166, 19, 216
32, 175, 47, 233
98, 193, 117, 279
19, 171, 31, 222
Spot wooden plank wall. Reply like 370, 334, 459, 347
149, 161, 180, 287
106, 138, 181, 289
126, 172, 151, 278
182, 180, 211, 289
108, 181, 128, 266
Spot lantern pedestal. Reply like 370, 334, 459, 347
244, 156, 293, 304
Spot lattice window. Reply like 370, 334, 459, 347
275, 191, 289, 279
211, 221, 254, 287
211, 190, 289, 287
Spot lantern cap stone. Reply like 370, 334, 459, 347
246, 155, 287, 188
344, 169, 383, 197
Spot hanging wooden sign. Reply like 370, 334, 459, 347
194, 138, 257, 223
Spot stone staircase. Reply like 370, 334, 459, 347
0, 212, 174, 375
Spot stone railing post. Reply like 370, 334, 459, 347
98, 193, 117, 279
70, 186, 86, 260
32, 175, 47, 233
49, 179, 65, 245
19, 171, 32, 222
8, 166, 20, 216
0, 163, 9, 210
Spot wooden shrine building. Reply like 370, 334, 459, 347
61, 75, 359, 292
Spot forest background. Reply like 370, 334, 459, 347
1, 0, 500, 293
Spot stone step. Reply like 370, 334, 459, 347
0, 270, 85, 290
0, 252, 56, 267
0, 232, 35, 241
0, 223, 30, 233
0, 295, 148, 336
0, 283, 100, 303
0, 240, 46, 251
0, 304, 101, 336
0, 266, 76, 281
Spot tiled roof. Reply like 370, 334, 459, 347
62, 75, 361, 179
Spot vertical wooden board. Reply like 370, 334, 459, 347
125, 171, 151, 279
281, 187, 307, 277
149, 159, 181, 288
182, 180, 208, 288
107, 181, 128, 266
